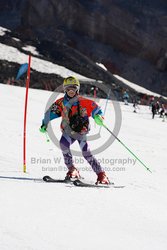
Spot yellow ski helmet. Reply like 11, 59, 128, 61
63, 76, 80, 92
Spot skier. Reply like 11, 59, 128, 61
40, 76, 110, 184
159, 103, 165, 118
156, 101, 160, 114
151, 102, 156, 119
132, 97, 139, 113
123, 90, 129, 105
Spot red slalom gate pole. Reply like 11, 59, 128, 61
23, 55, 31, 173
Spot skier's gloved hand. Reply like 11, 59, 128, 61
39, 124, 47, 133
94, 114, 104, 126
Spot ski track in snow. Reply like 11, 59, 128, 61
0, 84, 167, 250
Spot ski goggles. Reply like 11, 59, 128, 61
64, 84, 79, 92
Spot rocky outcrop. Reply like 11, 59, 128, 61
0, 0, 167, 96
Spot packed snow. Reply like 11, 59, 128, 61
22, 45, 40, 56
96, 62, 108, 71
0, 26, 10, 36
0, 83, 167, 250
12, 37, 21, 42
96, 61, 167, 98
114, 74, 167, 99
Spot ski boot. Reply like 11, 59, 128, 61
96, 172, 110, 185
65, 166, 80, 180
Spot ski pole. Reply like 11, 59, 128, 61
103, 124, 152, 173
39, 126, 50, 142
45, 132, 50, 142
99, 89, 111, 134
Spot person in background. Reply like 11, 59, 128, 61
151, 102, 157, 119
123, 90, 129, 105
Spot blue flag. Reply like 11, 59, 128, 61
16, 63, 28, 80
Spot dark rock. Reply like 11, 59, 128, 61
0, 0, 167, 96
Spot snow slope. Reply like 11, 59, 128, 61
96, 61, 167, 98
0, 42, 93, 81
114, 74, 167, 99
0, 26, 93, 81
0, 84, 167, 250
1, 25, 166, 98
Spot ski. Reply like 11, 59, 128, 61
0, 175, 124, 188
73, 179, 110, 188
73, 179, 125, 188
43, 175, 73, 184
43, 176, 125, 188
